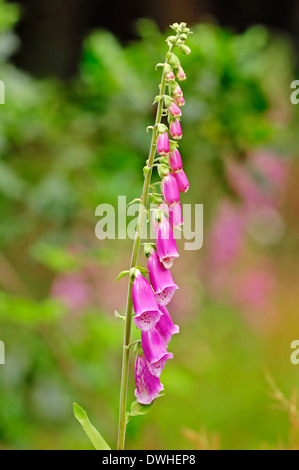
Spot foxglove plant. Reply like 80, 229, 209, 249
74, 22, 192, 451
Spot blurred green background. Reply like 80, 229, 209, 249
1, 0, 299, 450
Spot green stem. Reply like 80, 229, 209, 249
116, 47, 173, 451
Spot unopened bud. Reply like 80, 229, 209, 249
179, 45, 191, 55
176, 67, 186, 81
169, 54, 180, 69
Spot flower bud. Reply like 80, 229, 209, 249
166, 71, 175, 81
168, 101, 182, 118
176, 67, 186, 81
169, 53, 180, 69
170, 82, 183, 98
161, 173, 180, 205
179, 45, 191, 55
174, 96, 185, 107
174, 169, 189, 193
170, 119, 182, 140
156, 131, 170, 156
169, 147, 183, 172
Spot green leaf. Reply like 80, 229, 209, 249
73, 403, 111, 450
126, 398, 161, 424
115, 270, 130, 282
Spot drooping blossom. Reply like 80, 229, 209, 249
156, 215, 179, 269
174, 169, 189, 192
141, 328, 173, 377
170, 119, 182, 140
168, 101, 182, 118
168, 201, 183, 228
157, 131, 170, 156
169, 148, 183, 172
161, 173, 180, 205
132, 269, 161, 331
156, 305, 179, 347
134, 354, 164, 405
148, 248, 178, 305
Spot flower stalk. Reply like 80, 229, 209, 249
117, 22, 191, 450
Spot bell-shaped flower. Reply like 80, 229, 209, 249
168, 201, 183, 228
132, 269, 162, 331
170, 119, 182, 140
156, 215, 179, 269
157, 131, 170, 156
161, 173, 180, 206
168, 101, 182, 118
141, 328, 173, 377
174, 169, 189, 192
134, 354, 164, 405
156, 305, 179, 347
169, 148, 183, 172
148, 249, 178, 306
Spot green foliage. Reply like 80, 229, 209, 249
73, 403, 110, 450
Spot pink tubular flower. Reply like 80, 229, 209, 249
168, 101, 182, 118
156, 216, 179, 269
157, 131, 170, 156
141, 328, 173, 377
132, 270, 162, 331
174, 169, 189, 192
156, 305, 179, 347
168, 201, 183, 228
170, 119, 182, 140
161, 173, 180, 205
169, 148, 183, 172
148, 249, 178, 306
175, 96, 185, 107
135, 354, 164, 405
176, 67, 186, 81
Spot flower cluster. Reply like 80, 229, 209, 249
133, 23, 191, 405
